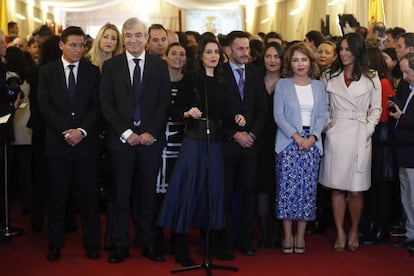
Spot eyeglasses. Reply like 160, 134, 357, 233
66, 43, 85, 49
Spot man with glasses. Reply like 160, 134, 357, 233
38, 26, 101, 262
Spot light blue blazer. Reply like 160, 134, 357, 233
273, 78, 327, 155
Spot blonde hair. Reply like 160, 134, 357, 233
88, 23, 123, 69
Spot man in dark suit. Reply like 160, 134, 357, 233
99, 17, 170, 263
390, 33, 414, 237
37, 26, 101, 261
390, 52, 414, 255
219, 31, 266, 259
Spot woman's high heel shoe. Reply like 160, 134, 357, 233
334, 236, 346, 253
293, 237, 306, 254
282, 246, 293, 254
282, 238, 293, 254
347, 231, 360, 252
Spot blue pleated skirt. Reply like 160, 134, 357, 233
158, 137, 225, 233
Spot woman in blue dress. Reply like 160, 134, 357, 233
274, 42, 327, 254
158, 37, 227, 267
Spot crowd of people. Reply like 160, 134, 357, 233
1, 17, 414, 267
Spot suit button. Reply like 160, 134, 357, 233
71, 112, 75, 116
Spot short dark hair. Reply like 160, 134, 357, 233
305, 30, 324, 48
148, 24, 167, 38
264, 31, 283, 44
8, 21, 17, 30
32, 24, 53, 38
61, 26, 85, 43
226, 31, 249, 46
396, 32, 414, 48
386, 27, 406, 39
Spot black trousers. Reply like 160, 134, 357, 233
110, 141, 163, 249
222, 141, 258, 248
47, 151, 101, 249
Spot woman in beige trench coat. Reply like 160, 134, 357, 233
319, 33, 381, 252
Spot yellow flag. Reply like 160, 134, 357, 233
368, 0, 385, 24
0, 0, 8, 33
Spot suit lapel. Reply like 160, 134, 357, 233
328, 71, 359, 109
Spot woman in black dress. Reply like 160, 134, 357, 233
256, 42, 284, 249
158, 37, 227, 267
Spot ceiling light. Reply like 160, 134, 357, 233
328, 0, 343, 6
289, 9, 300, 15
15, 13, 27, 20
261, 18, 270, 24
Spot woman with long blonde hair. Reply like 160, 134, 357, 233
87, 23, 123, 70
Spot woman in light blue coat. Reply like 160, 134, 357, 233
274, 42, 327, 254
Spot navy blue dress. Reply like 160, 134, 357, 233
158, 73, 227, 233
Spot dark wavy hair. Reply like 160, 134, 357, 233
328, 32, 373, 81
262, 42, 284, 73
195, 37, 224, 83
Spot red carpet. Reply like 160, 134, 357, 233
1, 205, 413, 276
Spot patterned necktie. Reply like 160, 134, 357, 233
132, 58, 141, 123
68, 64, 75, 104
236, 68, 245, 100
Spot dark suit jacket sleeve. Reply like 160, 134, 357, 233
170, 73, 194, 122
395, 100, 414, 145
76, 62, 101, 134
99, 55, 132, 138
141, 55, 171, 138
37, 62, 70, 134
250, 71, 267, 138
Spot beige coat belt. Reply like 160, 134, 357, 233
331, 110, 368, 172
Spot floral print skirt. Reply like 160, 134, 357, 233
276, 130, 321, 221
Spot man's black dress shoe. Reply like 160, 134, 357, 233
392, 238, 414, 248
108, 248, 129, 263
142, 247, 165, 262
390, 225, 406, 237
240, 245, 256, 256
86, 248, 100, 259
47, 248, 61, 262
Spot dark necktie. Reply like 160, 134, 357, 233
236, 68, 244, 100
68, 64, 75, 104
132, 59, 141, 123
